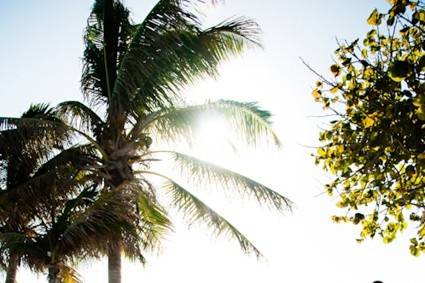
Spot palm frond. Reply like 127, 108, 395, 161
60, 265, 82, 283
56, 101, 105, 137
113, 0, 200, 113
203, 16, 261, 47
160, 151, 292, 211
0, 104, 74, 194
135, 99, 281, 147
81, 0, 133, 105
0, 232, 47, 272
114, 1, 260, 115
0, 115, 108, 160
0, 104, 72, 159
0, 233, 26, 251
35, 144, 99, 175
57, 185, 143, 262
162, 178, 262, 257
0, 118, 70, 153
132, 181, 172, 251
2, 145, 98, 212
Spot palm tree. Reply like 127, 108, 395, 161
0, 105, 162, 283
0, 152, 152, 283
56, 0, 292, 282
4, 180, 145, 283
0, 104, 72, 283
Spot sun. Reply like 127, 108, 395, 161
193, 113, 236, 164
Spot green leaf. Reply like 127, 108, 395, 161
388, 60, 412, 82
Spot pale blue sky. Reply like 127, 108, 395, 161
1, 1, 422, 283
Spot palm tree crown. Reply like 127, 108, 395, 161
0, 104, 73, 283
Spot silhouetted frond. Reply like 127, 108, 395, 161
163, 179, 262, 257
56, 101, 105, 136
57, 187, 141, 260
114, 0, 260, 115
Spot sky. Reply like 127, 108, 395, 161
1, 1, 424, 282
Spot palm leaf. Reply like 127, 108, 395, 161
81, 0, 133, 105
135, 99, 281, 147
132, 180, 173, 251
0, 233, 27, 251
160, 151, 292, 211
60, 265, 82, 283
1, 145, 98, 212
144, 175, 262, 257
0, 232, 47, 272
1, 114, 109, 159
114, 0, 260, 115
57, 185, 143, 262
0, 105, 72, 163
56, 101, 105, 136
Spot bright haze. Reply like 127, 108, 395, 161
0, 1, 423, 283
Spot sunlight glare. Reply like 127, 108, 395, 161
193, 113, 236, 164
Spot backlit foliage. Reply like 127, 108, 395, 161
313, 0, 425, 255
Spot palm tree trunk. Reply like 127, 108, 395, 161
5, 252, 19, 283
48, 265, 61, 283
108, 244, 121, 283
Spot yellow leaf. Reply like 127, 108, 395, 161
363, 115, 375, 128
331, 215, 341, 223
419, 226, 425, 237
418, 153, 425, 160
317, 147, 326, 157
417, 108, 425, 120
367, 9, 381, 26
312, 89, 321, 100
363, 67, 374, 79
330, 86, 339, 94
416, 10, 425, 23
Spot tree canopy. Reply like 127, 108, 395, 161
313, 0, 425, 255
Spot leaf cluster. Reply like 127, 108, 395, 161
313, 0, 425, 255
